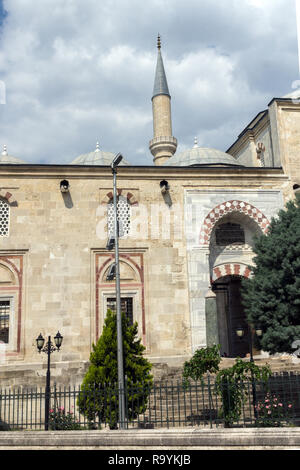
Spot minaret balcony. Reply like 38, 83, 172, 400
149, 135, 177, 153
149, 136, 178, 165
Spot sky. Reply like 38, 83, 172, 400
0, 0, 299, 166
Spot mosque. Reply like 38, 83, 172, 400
0, 37, 299, 386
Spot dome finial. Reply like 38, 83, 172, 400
157, 34, 161, 50
2, 145, 7, 156
95, 141, 100, 152
193, 137, 198, 148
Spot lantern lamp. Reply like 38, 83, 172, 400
54, 331, 63, 350
36, 333, 45, 352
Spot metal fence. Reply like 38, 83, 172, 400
1, 373, 300, 430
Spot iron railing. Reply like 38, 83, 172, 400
1, 372, 300, 430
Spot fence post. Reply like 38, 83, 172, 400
207, 374, 213, 429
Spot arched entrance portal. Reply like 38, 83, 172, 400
212, 275, 249, 358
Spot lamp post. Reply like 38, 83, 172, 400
235, 324, 262, 363
236, 325, 262, 420
36, 331, 63, 430
111, 152, 126, 429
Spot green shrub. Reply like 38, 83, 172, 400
215, 358, 271, 427
241, 196, 300, 355
255, 393, 293, 427
49, 407, 82, 430
77, 309, 153, 429
182, 344, 221, 386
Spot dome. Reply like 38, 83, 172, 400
0, 145, 26, 164
164, 139, 242, 167
71, 142, 130, 166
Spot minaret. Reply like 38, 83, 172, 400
149, 35, 177, 166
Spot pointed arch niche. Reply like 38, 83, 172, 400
201, 202, 270, 358
93, 251, 146, 347
207, 206, 269, 279
199, 200, 270, 247
186, 195, 273, 354
0, 253, 25, 355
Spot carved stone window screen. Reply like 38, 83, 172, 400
215, 223, 245, 246
0, 199, 9, 237
108, 196, 130, 237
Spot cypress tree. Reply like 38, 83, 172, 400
241, 195, 300, 354
78, 309, 153, 428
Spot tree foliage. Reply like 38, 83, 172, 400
182, 344, 221, 386
241, 195, 300, 354
215, 359, 272, 427
77, 309, 153, 428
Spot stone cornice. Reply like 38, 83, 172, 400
0, 164, 286, 181
227, 112, 270, 157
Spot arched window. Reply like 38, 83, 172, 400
0, 198, 9, 237
107, 196, 130, 237
215, 222, 245, 246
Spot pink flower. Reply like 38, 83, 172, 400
288, 404, 293, 408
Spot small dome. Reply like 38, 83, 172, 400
164, 140, 242, 167
71, 142, 130, 166
0, 145, 26, 164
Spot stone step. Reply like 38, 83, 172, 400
153, 358, 300, 383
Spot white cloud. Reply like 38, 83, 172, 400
0, 0, 298, 165
247, 0, 265, 7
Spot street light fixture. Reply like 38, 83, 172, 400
235, 326, 245, 339
106, 262, 116, 281
255, 327, 263, 338
36, 331, 63, 430
235, 325, 262, 362
111, 152, 126, 429
111, 153, 123, 169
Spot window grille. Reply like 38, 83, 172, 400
0, 300, 10, 343
108, 196, 130, 237
107, 297, 133, 326
0, 199, 9, 237
215, 223, 245, 246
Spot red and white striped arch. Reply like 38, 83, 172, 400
100, 190, 138, 206
0, 189, 17, 205
199, 200, 270, 246
212, 263, 253, 282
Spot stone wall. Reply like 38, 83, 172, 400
0, 165, 291, 389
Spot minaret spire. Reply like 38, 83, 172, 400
152, 34, 170, 100
149, 35, 177, 166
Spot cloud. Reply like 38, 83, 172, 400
0, 0, 298, 165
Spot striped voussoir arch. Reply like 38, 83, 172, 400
212, 263, 253, 282
0, 189, 17, 205
100, 190, 138, 206
199, 200, 270, 246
